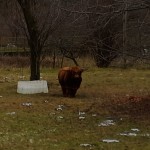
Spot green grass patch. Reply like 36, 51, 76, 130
0, 67, 149, 149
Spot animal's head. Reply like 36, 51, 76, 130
61, 66, 84, 78
71, 66, 84, 78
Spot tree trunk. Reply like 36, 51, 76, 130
30, 50, 40, 80
16, 0, 42, 80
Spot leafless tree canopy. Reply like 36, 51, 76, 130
0, 0, 150, 73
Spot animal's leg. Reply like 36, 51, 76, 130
69, 89, 77, 97
62, 87, 67, 97
66, 87, 70, 97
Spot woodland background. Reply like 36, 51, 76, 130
0, 0, 149, 70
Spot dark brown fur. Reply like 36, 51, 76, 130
58, 66, 84, 97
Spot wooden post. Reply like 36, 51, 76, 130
123, 1, 128, 68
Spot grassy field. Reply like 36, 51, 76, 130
0, 67, 150, 150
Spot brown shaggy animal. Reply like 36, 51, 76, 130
58, 66, 84, 97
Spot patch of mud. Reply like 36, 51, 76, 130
112, 95, 150, 117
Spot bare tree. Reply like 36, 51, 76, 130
2, 0, 64, 80
75, 0, 150, 67
58, 38, 80, 67
15, 0, 64, 80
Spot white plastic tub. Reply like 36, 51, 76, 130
17, 80, 48, 94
